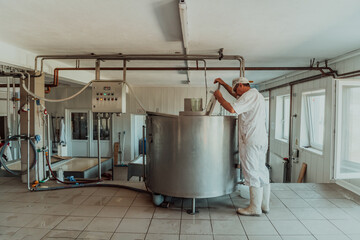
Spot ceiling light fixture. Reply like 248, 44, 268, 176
179, 0, 189, 50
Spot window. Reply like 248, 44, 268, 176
275, 94, 290, 141
335, 80, 360, 179
93, 113, 111, 140
264, 98, 269, 133
301, 90, 325, 151
71, 113, 88, 140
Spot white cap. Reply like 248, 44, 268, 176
232, 77, 250, 88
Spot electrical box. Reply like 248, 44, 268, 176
92, 80, 126, 113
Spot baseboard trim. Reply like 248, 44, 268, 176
336, 179, 360, 196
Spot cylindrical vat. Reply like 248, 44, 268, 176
146, 112, 238, 198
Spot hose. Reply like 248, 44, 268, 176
32, 182, 151, 194
0, 135, 37, 175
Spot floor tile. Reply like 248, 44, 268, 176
209, 208, 239, 220
305, 199, 337, 208
272, 190, 299, 199
69, 205, 103, 217
281, 198, 310, 208
180, 219, 212, 235
0, 212, 38, 227
281, 236, 316, 240
45, 204, 77, 215
107, 196, 135, 207
124, 207, 155, 218
182, 208, 210, 220
77, 231, 113, 239
116, 218, 151, 233
316, 207, 353, 219
0, 226, 19, 238
97, 206, 128, 218
301, 219, 343, 235
213, 235, 248, 240
55, 216, 93, 231
211, 219, 245, 235
145, 233, 179, 240
44, 229, 81, 238
91, 187, 118, 197
10, 227, 49, 240
131, 194, 153, 207
289, 207, 325, 220
247, 236, 281, 240
148, 219, 180, 234
330, 219, 360, 234
329, 199, 359, 208
25, 214, 65, 229
153, 207, 182, 219
266, 207, 296, 220
347, 234, 360, 240
111, 233, 145, 240
81, 196, 112, 206
179, 235, 213, 240
115, 188, 138, 197
313, 234, 351, 240
241, 220, 278, 235
271, 220, 310, 235
85, 217, 121, 232
294, 190, 323, 199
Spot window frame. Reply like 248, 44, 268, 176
304, 90, 326, 151
275, 94, 290, 142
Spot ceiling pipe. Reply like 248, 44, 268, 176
45, 66, 336, 92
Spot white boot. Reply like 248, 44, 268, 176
262, 184, 270, 213
237, 186, 263, 216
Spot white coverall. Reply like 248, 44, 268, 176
231, 88, 269, 188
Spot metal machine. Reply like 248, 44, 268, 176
145, 108, 238, 212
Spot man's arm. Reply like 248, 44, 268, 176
214, 90, 236, 114
214, 78, 237, 98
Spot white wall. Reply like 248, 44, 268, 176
260, 54, 360, 191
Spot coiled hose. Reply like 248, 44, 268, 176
0, 135, 37, 175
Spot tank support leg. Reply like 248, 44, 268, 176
187, 198, 199, 215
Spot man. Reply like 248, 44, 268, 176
213, 77, 270, 216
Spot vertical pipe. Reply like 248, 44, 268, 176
192, 198, 196, 214
26, 73, 31, 190
142, 125, 145, 181
6, 78, 10, 137
95, 60, 100, 80
266, 90, 271, 165
97, 113, 101, 180
287, 85, 293, 182
47, 114, 51, 178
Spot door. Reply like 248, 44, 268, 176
90, 113, 112, 157
334, 80, 360, 179
66, 109, 90, 157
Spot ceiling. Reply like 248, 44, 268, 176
1, 0, 360, 86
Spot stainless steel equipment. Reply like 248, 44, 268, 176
145, 112, 238, 199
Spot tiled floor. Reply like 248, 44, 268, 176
0, 177, 360, 240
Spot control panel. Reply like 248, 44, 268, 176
92, 80, 126, 113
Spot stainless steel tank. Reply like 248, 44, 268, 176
145, 112, 238, 198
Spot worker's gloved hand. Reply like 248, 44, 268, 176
214, 78, 225, 85
214, 90, 222, 100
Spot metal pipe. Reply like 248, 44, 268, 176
95, 60, 100, 80
287, 85, 293, 182
97, 113, 101, 180
142, 125, 146, 181
266, 90, 271, 165
6, 78, 10, 137
47, 114, 51, 179
25, 72, 31, 191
